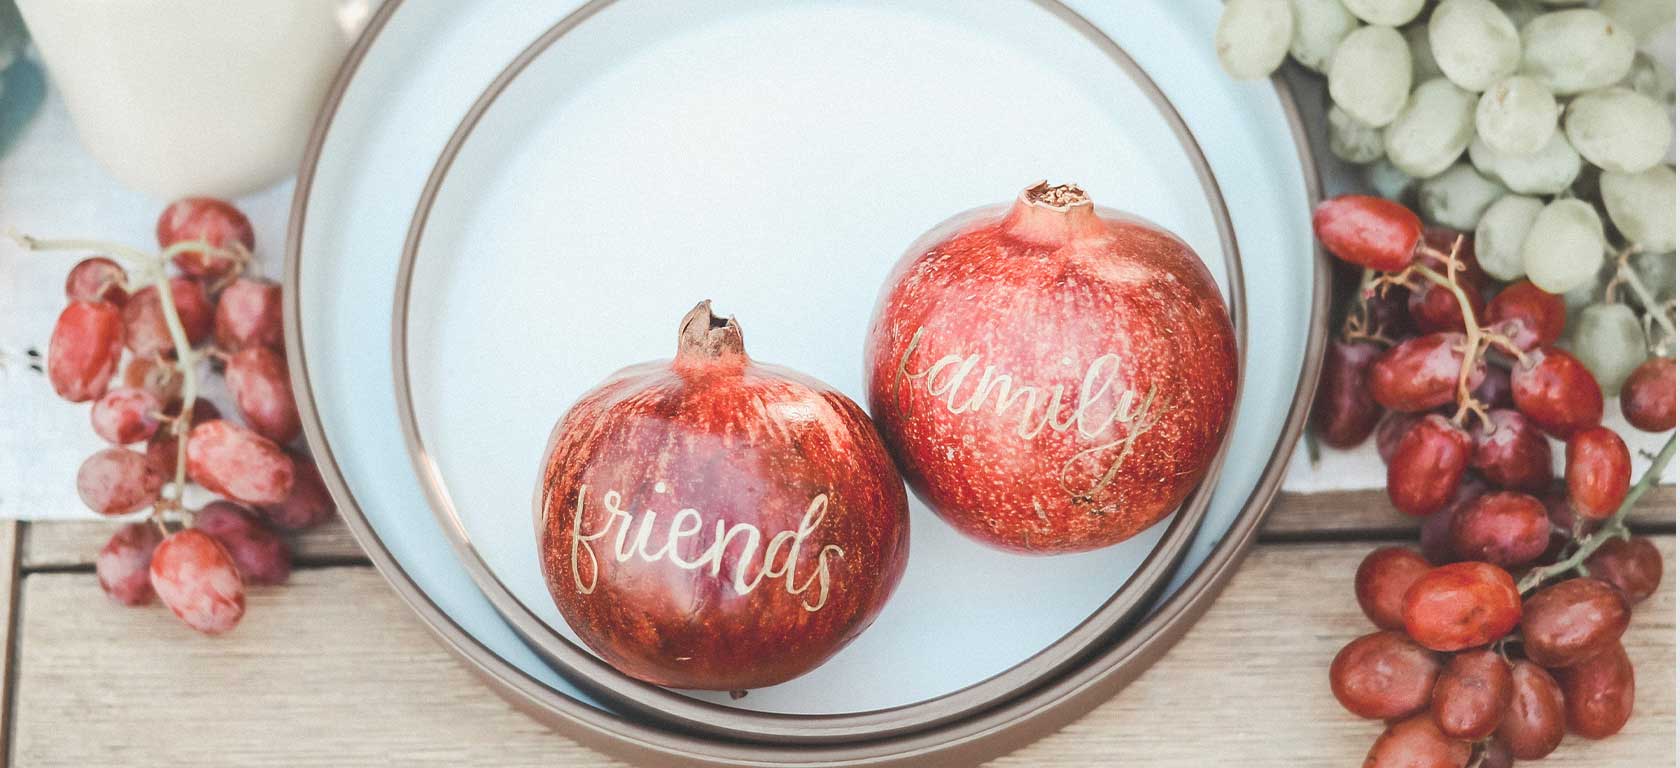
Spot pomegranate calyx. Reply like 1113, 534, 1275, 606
676, 300, 746, 363
1003, 181, 1107, 245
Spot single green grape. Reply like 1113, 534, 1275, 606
1476, 75, 1559, 155
1601, 166, 1678, 253
1519, 9, 1637, 95
1217, 0, 1295, 80
1330, 105, 1386, 163
1419, 163, 1507, 231
1624, 53, 1677, 108
1405, 24, 1444, 83
1497, 0, 1544, 29
1430, 0, 1522, 91
1522, 198, 1606, 293
1330, 26, 1414, 127
1365, 159, 1419, 203
1561, 264, 1615, 338
1470, 132, 1582, 195
1342, 0, 1426, 26
1599, 0, 1676, 47
1572, 302, 1649, 395
1628, 251, 1677, 305
1477, 194, 1545, 281
1288, 0, 1358, 73
1564, 87, 1673, 174
1385, 78, 1477, 178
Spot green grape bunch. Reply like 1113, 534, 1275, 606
1217, 0, 1677, 383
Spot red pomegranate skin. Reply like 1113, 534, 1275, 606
537, 303, 909, 691
863, 183, 1237, 553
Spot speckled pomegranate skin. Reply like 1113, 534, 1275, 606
864, 184, 1238, 554
536, 305, 910, 690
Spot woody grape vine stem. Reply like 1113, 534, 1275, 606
1517, 433, 1676, 595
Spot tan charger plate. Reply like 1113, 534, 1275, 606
285, 0, 1330, 764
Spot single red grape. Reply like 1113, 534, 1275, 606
149, 529, 245, 635
144, 400, 221, 476
1404, 262, 1485, 334
1376, 411, 1423, 464
89, 387, 164, 445
1420, 227, 1482, 277
156, 197, 254, 278
1368, 333, 1485, 412
1586, 536, 1664, 604
1468, 409, 1551, 493
194, 501, 291, 586
1544, 492, 1600, 537
1402, 562, 1522, 652
1312, 195, 1423, 272
257, 450, 336, 529
1557, 641, 1635, 739
63, 256, 129, 306
1510, 347, 1604, 439
76, 448, 165, 516
1387, 415, 1472, 516
96, 521, 162, 606
1471, 364, 1513, 409
1621, 357, 1676, 432
1499, 661, 1566, 759
1420, 477, 1489, 564
1368, 286, 1415, 338
1313, 340, 1385, 448
1329, 630, 1442, 720
121, 356, 182, 404
185, 420, 294, 505
213, 277, 284, 351
1520, 577, 1629, 668
1356, 546, 1434, 630
1431, 649, 1513, 740
1362, 714, 1472, 768
224, 346, 301, 444
1478, 737, 1514, 768
1449, 492, 1550, 567
122, 277, 213, 358
47, 300, 125, 402
1565, 426, 1632, 520
1485, 280, 1566, 351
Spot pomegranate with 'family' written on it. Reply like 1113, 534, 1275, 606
864, 182, 1238, 554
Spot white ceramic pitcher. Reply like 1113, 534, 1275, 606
15, 0, 365, 199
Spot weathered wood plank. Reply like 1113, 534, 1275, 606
10, 566, 623, 768
0, 521, 19, 763
20, 516, 365, 570
9, 538, 1672, 767
1264, 485, 1676, 540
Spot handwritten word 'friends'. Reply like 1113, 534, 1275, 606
568, 484, 844, 612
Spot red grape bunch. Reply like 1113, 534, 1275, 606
17, 198, 336, 636
1310, 194, 1675, 767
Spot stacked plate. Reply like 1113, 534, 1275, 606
283, 0, 1328, 764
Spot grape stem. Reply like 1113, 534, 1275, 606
1611, 249, 1677, 342
1341, 268, 1395, 346
154, 268, 198, 520
1405, 237, 1519, 430
1517, 433, 1676, 595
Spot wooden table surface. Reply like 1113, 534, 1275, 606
1, 487, 1672, 767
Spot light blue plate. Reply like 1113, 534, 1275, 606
286, 0, 1323, 762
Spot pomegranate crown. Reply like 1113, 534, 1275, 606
676, 300, 746, 361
